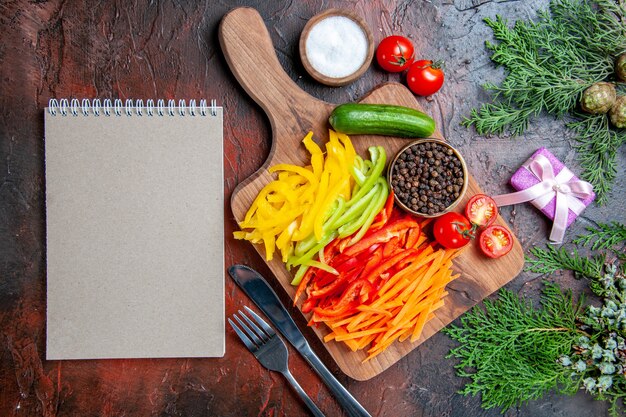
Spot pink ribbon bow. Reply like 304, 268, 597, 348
492, 154, 594, 244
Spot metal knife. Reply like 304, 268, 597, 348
228, 264, 372, 417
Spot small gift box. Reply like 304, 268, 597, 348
493, 147, 595, 243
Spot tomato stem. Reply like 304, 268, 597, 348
430, 60, 445, 70
410, 60, 445, 71
389, 40, 414, 66
452, 221, 476, 239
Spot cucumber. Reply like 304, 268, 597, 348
328, 103, 435, 138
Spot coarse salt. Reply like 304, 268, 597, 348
305, 15, 369, 79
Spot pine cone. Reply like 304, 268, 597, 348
580, 82, 617, 114
609, 96, 626, 129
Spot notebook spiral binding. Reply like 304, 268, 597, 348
47, 98, 218, 117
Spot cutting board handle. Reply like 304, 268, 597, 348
219, 7, 328, 142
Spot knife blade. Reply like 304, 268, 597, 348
228, 264, 372, 417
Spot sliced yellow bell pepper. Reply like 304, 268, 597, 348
302, 132, 323, 179
293, 169, 330, 241
235, 130, 388, 284
268, 163, 318, 186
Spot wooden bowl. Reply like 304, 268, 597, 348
388, 139, 469, 218
299, 9, 374, 87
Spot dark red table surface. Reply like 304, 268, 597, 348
1, 1, 624, 416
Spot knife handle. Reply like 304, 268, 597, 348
301, 346, 372, 417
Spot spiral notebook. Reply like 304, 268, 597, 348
45, 98, 224, 360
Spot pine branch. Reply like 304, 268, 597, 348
462, 103, 534, 136
569, 114, 626, 205
525, 245, 605, 279
573, 222, 626, 251
444, 283, 582, 411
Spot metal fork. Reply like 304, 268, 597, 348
229, 306, 325, 417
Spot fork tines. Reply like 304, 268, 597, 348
228, 306, 276, 351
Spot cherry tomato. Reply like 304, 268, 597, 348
432, 212, 474, 249
479, 225, 513, 259
465, 194, 498, 228
406, 60, 444, 96
376, 36, 415, 72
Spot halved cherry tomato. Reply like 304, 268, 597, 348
432, 212, 474, 249
406, 60, 444, 96
465, 194, 498, 228
479, 225, 513, 259
376, 36, 415, 72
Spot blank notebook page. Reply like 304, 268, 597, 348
45, 103, 224, 359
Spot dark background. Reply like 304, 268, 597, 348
1, 0, 624, 416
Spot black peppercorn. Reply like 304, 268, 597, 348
391, 141, 465, 215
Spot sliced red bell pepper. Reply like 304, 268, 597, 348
350, 242, 382, 266
313, 256, 359, 288
301, 297, 318, 314
394, 245, 427, 271
382, 236, 402, 258
322, 236, 341, 261
312, 302, 355, 319
342, 217, 417, 257
312, 279, 373, 317
317, 241, 381, 283
304, 240, 380, 303
310, 264, 365, 299
360, 246, 384, 279
336, 234, 355, 254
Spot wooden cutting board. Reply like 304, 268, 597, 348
220, 7, 525, 381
